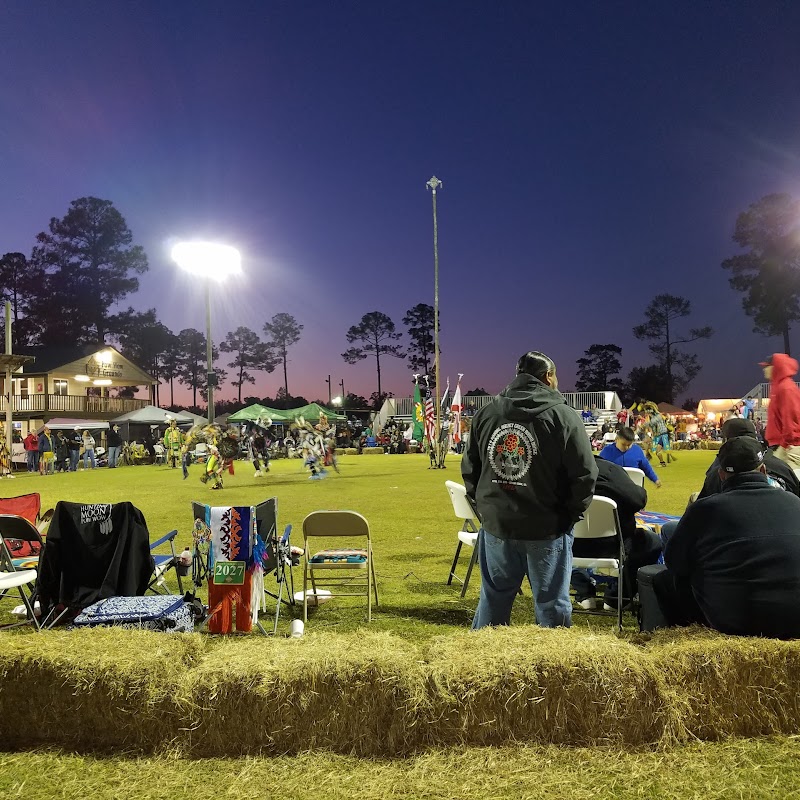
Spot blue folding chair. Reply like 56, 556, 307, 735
148, 529, 186, 595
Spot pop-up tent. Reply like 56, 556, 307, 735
282, 403, 346, 422
38, 418, 110, 431
227, 404, 291, 423
111, 405, 197, 425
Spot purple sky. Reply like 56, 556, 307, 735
3, 3, 800, 405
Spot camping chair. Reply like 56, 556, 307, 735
0, 514, 44, 628
148, 529, 185, 596
572, 496, 625, 632
153, 443, 166, 465
191, 499, 295, 634
302, 510, 378, 623
0, 493, 54, 536
623, 467, 646, 487
444, 480, 480, 597
36, 500, 154, 628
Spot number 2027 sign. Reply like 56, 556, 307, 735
213, 560, 246, 585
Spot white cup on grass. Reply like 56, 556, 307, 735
290, 619, 304, 638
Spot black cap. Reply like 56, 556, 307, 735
719, 437, 765, 474
758, 355, 773, 367
721, 418, 757, 441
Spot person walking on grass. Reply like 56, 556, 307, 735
462, 351, 597, 629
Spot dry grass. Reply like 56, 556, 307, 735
2, 738, 800, 800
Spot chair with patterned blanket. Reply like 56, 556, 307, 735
191, 498, 295, 634
302, 510, 378, 623
36, 501, 154, 627
0, 514, 44, 628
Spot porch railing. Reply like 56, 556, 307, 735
0, 394, 149, 415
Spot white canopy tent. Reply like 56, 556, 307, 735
111, 405, 197, 425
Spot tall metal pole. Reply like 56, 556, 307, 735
205, 282, 214, 424
5, 302, 12, 464
427, 176, 443, 467
326, 375, 332, 405
340, 378, 345, 399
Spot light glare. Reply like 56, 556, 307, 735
171, 241, 242, 281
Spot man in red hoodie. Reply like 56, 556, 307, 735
760, 353, 800, 469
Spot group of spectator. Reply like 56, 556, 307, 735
22, 426, 113, 473
462, 349, 800, 641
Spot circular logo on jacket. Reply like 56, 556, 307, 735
487, 423, 537, 482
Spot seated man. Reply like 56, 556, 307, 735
642, 437, 800, 639
696, 417, 800, 499
572, 456, 662, 609
599, 427, 662, 488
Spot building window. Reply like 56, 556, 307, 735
53, 379, 68, 397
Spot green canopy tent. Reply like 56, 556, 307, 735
283, 402, 346, 422
226, 404, 290, 423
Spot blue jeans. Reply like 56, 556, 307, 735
107, 446, 121, 468
69, 450, 80, 471
472, 528, 574, 629
83, 448, 96, 469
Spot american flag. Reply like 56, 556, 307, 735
424, 384, 436, 444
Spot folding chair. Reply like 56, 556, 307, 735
572, 495, 625, 632
444, 480, 480, 597
623, 467, 646, 487
192, 443, 209, 463
36, 500, 154, 628
148, 529, 185, 595
0, 493, 54, 536
0, 514, 44, 629
302, 510, 378, 623
153, 443, 166, 465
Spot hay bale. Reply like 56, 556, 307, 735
362, 447, 385, 455
185, 631, 430, 756
0, 629, 206, 752
345, 448, 359, 455
421, 627, 682, 747
646, 627, 800, 739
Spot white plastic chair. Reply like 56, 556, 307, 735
572, 495, 625, 631
444, 481, 480, 597
0, 569, 40, 630
623, 467, 646, 487
153, 443, 166, 465
192, 443, 209, 463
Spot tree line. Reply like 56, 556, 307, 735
2, 192, 796, 408
0, 197, 438, 410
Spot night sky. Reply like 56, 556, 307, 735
4, 3, 800, 405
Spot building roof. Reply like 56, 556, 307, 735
15, 344, 155, 385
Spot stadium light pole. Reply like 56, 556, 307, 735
171, 242, 242, 424
426, 176, 443, 467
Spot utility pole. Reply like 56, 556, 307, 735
339, 378, 345, 399
426, 176, 443, 467
325, 374, 331, 404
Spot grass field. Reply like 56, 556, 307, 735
0, 449, 712, 636
9, 449, 793, 800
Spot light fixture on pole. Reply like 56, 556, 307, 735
325, 374, 332, 405
426, 176, 443, 467
339, 378, 345, 399
171, 242, 241, 424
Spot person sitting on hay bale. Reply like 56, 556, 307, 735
639, 436, 800, 639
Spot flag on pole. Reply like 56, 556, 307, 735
424, 382, 436, 445
440, 377, 450, 412
412, 377, 424, 442
451, 375, 463, 446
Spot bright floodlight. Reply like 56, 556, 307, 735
332, 396, 342, 406
171, 242, 241, 281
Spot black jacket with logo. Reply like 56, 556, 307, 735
697, 447, 800, 499
461, 374, 597, 540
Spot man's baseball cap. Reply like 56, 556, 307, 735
758, 355, 773, 367
721, 418, 758, 440
719, 437, 765, 474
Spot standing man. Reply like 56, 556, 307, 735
107, 424, 123, 469
67, 426, 82, 472
462, 351, 597, 629
760, 354, 800, 470
163, 418, 184, 469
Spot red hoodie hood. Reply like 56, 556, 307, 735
770, 353, 799, 383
